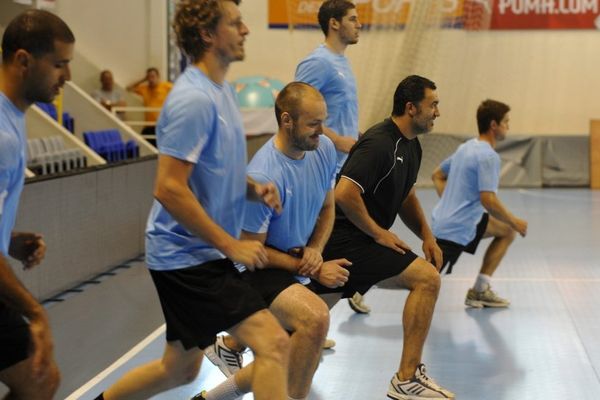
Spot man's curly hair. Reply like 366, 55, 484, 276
173, 0, 240, 62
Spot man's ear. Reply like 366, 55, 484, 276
406, 102, 416, 117
281, 112, 292, 126
200, 28, 214, 47
14, 49, 31, 70
329, 17, 340, 32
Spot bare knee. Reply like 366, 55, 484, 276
36, 363, 61, 400
253, 328, 290, 365
505, 229, 517, 242
296, 306, 329, 344
45, 363, 61, 398
398, 259, 441, 294
163, 358, 201, 386
407, 264, 441, 294
6, 361, 61, 400
417, 267, 440, 292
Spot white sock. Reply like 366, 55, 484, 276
474, 273, 492, 292
205, 376, 244, 400
288, 396, 308, 400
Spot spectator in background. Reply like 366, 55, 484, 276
91, 70, 126, 118
126, 67, 173, 139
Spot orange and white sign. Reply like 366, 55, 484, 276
492, 0, 600, 29
269, 0, 600, 30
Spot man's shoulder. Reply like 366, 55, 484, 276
471, 140, 499, 160
298, 47, 332, 68
248, 141, 278, 173
167, 82, 213, 108
318, 135, 336, 155
362, 122, 398, 145
134, 83, 149, 94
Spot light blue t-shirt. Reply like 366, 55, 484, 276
145, 67, 247, 271
0, 93, 26, 256
432, 139, 500, 246
239, 136, 337, 284
295, 44, 358, 173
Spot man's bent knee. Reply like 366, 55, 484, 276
45, 363, 61, 397
163, 358, 201, 386
399, 259, 441, 293
297, 305, 329, 344
3, 360, 61, 400
254, 329, 290, 365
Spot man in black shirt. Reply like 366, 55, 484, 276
313, 75, 454, 399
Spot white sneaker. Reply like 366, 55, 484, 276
387, 364, 455, 399
348, 292, 371, 314
465, 287, 510, 308
203, 335, 243, 377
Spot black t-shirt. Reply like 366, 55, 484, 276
336, 118, 422, 230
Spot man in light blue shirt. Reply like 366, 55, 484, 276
431, 99, 528, 308
97, 2, 289, 400
295, 0, 361, 174
0, 9, 74, 399
198, 82, 350, 400
295, 0, 369, 315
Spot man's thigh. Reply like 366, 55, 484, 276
321, 229, 418, 297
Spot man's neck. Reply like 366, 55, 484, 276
391, 115, 416, 140
274, 133, 305, 160
324, 36, 347, 55
194, 54, 229, 85
478, 132, 496, 148
0, 68, 28, 112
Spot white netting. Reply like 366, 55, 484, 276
280, 1, 489, 128
280, 0, 489, 186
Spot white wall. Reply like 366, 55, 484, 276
3, 1, 598, 135
232, 2, 600, 136
52, 0, 168, 91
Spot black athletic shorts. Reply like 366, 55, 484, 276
149, 259, 268, 350
241, 269, 303, 306
0, 302, 31, 371
436, 213, 489, 274
312, 222, 419, 298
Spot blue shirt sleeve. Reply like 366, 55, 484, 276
439, 154, 453, 175
295, 57, 330, 91
478, 152, 500, 192
0, 130, 18, 217
0, 171, 8, 218
158, 91, 215, 164
242, 172, 275, 234
325, 137, 338, 189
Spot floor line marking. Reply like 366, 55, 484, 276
65, 324, 165, 400
442, 277, 600, 283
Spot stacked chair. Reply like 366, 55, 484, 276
36, 102, 75, 133
27, 136, 87, 176
83, 130, 140, 163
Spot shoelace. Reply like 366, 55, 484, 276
417, 366, 443, 390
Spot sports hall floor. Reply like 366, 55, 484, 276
5, 188, 600, 400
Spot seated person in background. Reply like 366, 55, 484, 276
91, 70, 126, 117
126, 67, 173, 139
